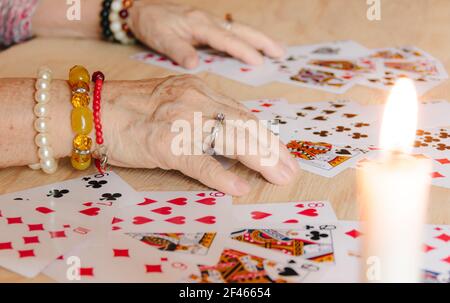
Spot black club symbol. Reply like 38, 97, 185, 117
86, 180, 108, 189
100, 193, 122, 201
307, 230, 329, 241
82, 177, 91, 181
47, 189, 70, 198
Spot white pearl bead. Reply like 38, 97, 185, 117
35, 79, 51, 91
34, 117, 49, 132
111, 0, 122, 12
34, 103, 49, 117
28, 163, 41, 170
35, 89, 51, 104
110, 21, 122, 33
35, 133, 50, 147
38, 146, 54, 160
38, 70, 52, 81
40, 158, 57, 174
115, 30, 126, 41
109, 13, 119, 22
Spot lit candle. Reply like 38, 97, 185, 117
358, 78, 432, 283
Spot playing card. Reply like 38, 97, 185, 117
43, 231, 199, 282
125, 231, 227, 265
182, 239, 327, 283
230, 224, 340, 263
0, 172, 142, 232
232, 201, 337, 229
0, 212, 91, 278
286, 40, 370, 60
320, 221, 450, 283
305, 57, 381, 75
111, 191, 232, 233
382, 59, 448, 80
368, 46, 435, 61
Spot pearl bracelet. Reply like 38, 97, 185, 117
28, 67, 58, 174
108, 0, 135, 45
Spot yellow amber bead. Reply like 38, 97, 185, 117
73, 134, 92, 151
71, 92, 90, 107
71, 107, 93, 135
71, 151, 92, 171
69, 65, 90, 88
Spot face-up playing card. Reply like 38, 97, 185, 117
320, 221, 450, 283
285, 139, 368, 178
111, 191, 232, 233
0, 172, 142, 232
182, 239, 327, 283
230, 224, 340, 264
125, 232, 227, 265
0, 212, 91, 278
305, 57, 380, 75
43, 231, 199, 282
232, 201, 337, 229
368, 46, 436, 61
285, 40, 370, 60
382, 59, 448, 80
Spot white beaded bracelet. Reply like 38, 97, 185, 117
28, 67, 58, 174
109, 0, 135, 45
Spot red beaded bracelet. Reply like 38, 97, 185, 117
91, 71, 108, 173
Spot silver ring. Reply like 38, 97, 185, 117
203, 113, 225, 156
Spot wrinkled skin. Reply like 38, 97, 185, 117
128, 1, 285, 68
100, 75, 298, 196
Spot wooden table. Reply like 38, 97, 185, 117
0, 0, 449, 282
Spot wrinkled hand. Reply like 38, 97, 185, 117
100, 75, 298, 196
128, 1, 285, 69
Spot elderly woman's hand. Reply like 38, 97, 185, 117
128, 1, 285, 69
100, 75, 298, 195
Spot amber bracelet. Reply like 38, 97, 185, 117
69, 65, 94, 170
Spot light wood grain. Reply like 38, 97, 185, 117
0, 0, 449, 282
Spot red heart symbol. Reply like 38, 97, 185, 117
157, 57, 167, 61
295, 203, 304, 208
83, 202, 93, 207
111, 217, 123, 224
79, 207, 100, 217
196, 193, 206, 197
151, 206, 172, 215
137, 198, 157, 206
251, 211, 272, 220
133, 216, 153, 225
240, 67, 251, 72
36, 207, 55, 214
195, 198, 216, 205
298, 209, 318, 217
167, 197, 187, 206
283, 219, 299, 223
195, 216, 216, 225
165, 216, 185, 225
204, 59, 213, 64
112, 226, 121, 231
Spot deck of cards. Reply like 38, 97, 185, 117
0, 171, 448, 282
243, 98, 450, 189
131, 40, 448, 95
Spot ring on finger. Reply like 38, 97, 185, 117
222, 13, 233, 31
203, 113, 225, 156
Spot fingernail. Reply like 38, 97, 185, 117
183, 57, 198, 69
234, 179, 251, 195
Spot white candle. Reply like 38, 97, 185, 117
358, 78, 432, 283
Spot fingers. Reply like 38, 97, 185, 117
159, 34, 199, 69
230, 23, 285, 58
195, 26, 264, 65
174, 155, 251, 196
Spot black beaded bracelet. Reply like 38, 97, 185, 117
100, 0, 114, 41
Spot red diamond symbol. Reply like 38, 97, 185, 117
23, 236, 40, 244
63, 224, 71, 228
435, 158, 450, 165
442, 256, 450, 264
431, 172, 444, 178
57, 255, 64, 260
261, 103, 273, 108
18, 249, 35, 258
435, 227, 442, 231
251, 109, 261, 113
79, 267, 94, 276
0, 242, 13, 250
423, 244, 435, 253
113, 249, 130, 257
28, 224, 44, 231
345, 229, 363, 239
49, 230, 66, 239
7, 217, 23, 224
435, 233, 450, 242
145, 264, 163, 273
160, 257, 168, 262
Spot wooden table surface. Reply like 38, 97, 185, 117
0, 0, 449, 282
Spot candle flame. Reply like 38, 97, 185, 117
380, 78, 418, 154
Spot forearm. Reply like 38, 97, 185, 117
0, 78, 72, 168
32, 0, 103, 39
